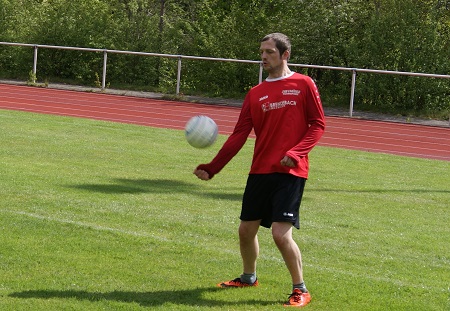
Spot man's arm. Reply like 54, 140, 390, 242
194, 97, 253, 180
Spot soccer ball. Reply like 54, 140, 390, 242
185, 115, 218, 148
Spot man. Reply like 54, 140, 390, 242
194, 32, 325, 308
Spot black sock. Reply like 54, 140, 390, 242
240, 272, 256, 284
293, 282, 308, 293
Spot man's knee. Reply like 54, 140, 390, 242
271, 222, 293, 247
238, 220, 260, 240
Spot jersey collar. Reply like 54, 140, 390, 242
265, 71, 295, 82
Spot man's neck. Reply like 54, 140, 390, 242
267, 65, 292, 79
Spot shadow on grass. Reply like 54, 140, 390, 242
69, 178, 243, 201
9, 287, 279, 308
309, 188, 450, 193
72, 179, 195, 194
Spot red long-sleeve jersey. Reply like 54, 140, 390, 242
197, 72, 325, 179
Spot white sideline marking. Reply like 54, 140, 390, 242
2, 209, 446, 292
2, 209, 168, 241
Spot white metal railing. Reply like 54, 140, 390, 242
1, 41, 449, 119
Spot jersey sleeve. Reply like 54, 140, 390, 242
285, 77, 325, 163
197, 95, 253, 179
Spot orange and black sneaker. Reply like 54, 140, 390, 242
217, 277, 259, 288
283, 288, 311, 307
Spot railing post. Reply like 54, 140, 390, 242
176, 56, 182, 95
102, 49, 107, 90
259, 62, 263, 84
349, 69, 357, 117
32, 45, 38, 83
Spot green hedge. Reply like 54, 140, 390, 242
0, 0, 448, 119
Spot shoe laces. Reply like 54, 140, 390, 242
229, 278, 244, 285
288, 290, 302, 303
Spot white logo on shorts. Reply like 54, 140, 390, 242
283, 212, 294, 217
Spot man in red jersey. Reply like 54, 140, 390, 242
194, 33, 325, 308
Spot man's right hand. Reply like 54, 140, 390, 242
193, 168, 210, 181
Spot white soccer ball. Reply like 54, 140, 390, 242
185, 115, 218, 148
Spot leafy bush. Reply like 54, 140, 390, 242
0, 0, 448, 119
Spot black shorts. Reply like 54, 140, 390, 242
241, 173, 306, 229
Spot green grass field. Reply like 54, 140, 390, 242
0, 109, 449, 311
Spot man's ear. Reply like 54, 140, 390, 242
282, 50, 290, 61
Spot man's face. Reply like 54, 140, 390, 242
259, 39, 287, 73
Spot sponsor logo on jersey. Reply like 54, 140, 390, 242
282, 89, 301, 96
259, 95, 269, 101
261, 100, 297, 112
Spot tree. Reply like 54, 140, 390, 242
0, 0, 448, 118
352, 0, 450, 115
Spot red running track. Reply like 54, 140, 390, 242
1, 83, 449, 161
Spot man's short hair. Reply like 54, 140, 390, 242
261, 33, 291, 58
